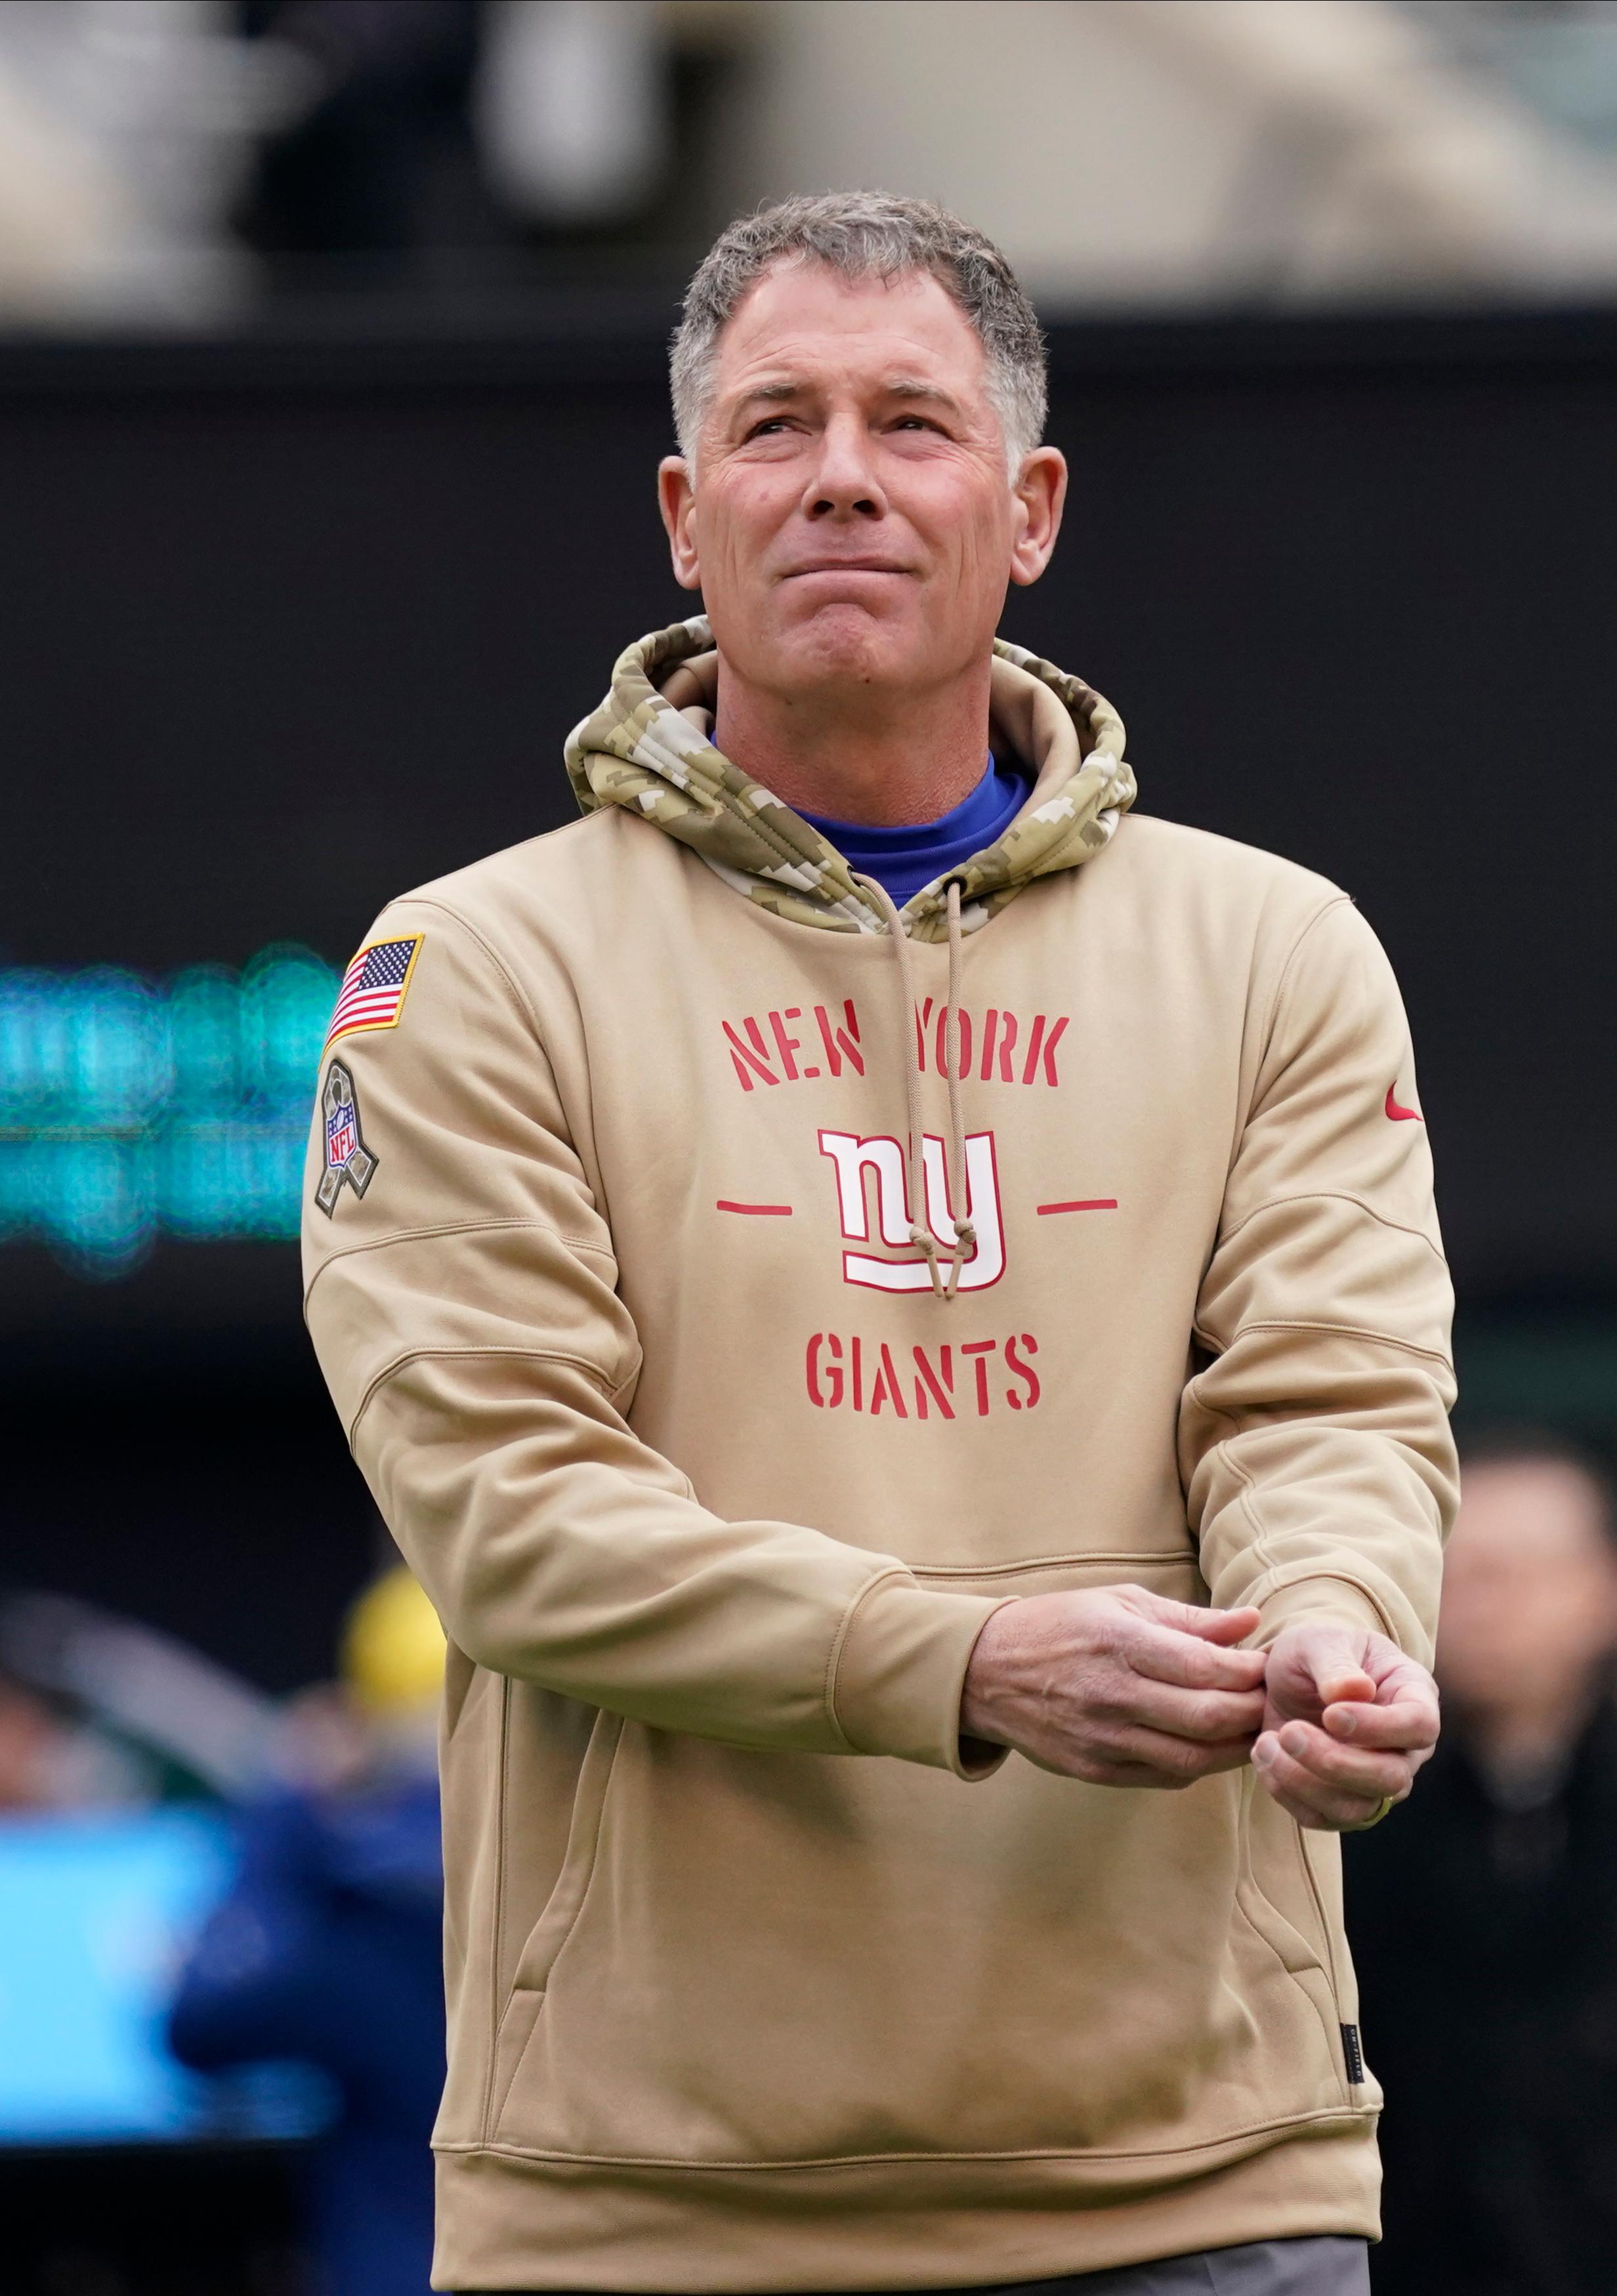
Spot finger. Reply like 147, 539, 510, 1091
1120, 1592, 1261, 1645
1182, 1604, 1263, 1644
1251, 1736, 1395, 1829
1276, 1621, 1377, 1703
1303, 1635, 1377, 1709
1122, 1679, 1268, 1744
1089, 1722, 1258, 1782
1324, 1696, 1438, 1752
1272, 1722, 1415, 1801
1124, 1621, 1268, 1693
1253, 1766, 1364, 1830
1032, 1714, 1257, 1787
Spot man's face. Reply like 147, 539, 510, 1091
1437, 1459, 1617, 1721
659, 260, 1063, 706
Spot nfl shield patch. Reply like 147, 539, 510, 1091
316, 1059, 376, 1216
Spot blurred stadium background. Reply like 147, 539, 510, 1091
3, 3, 1616, 2291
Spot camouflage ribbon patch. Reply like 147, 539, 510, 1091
316, 1058, 377, 1216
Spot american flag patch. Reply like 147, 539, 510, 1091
325, 935, 423, 1047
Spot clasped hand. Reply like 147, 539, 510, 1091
959, 1587, 1439, 1831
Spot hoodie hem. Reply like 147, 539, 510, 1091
430, 2110, 1379, 2291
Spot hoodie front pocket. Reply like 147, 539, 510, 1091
486, 1706, 623, 2139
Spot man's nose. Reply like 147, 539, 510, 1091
801, 416, 887, 520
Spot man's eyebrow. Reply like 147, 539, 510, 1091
734, 380, 806, 407
726, 374, 967, 421
881, 376, 962, 409
719, 379, 811, 428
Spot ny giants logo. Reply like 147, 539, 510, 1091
818, 1128, 1005, 1292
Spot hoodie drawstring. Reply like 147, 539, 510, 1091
850, 875, 976, 1302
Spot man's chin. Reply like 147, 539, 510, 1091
769, 604, 919, 691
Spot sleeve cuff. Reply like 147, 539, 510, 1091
1253, 1574, 1401, 1651
831, 1574, 1015, 1780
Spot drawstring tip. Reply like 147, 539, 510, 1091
909, 1224, 948, 1301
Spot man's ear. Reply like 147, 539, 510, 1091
658, 457, 702, 592
1007, 446, 1067, 589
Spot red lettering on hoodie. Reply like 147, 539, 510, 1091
724, 1003, 866, 1089
729, 999, 1062, 1090
804, 1331, 1040, 1418
769, 1010, 804, 1080
960, 1339, 998, 1417
723, 1016, 778, 1091
912, 1344, 956, 1420
1005, 1333, 1040, 1411
868, 1343, 909, 1418
814, 999, 864, 1077
1021, 1015, 1068, 1088
805, 1332, 843, 1409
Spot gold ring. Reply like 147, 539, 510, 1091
1341, 1796, 1395, 1833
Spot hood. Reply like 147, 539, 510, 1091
565, 616, 1135, 944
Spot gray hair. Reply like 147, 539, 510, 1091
670, 190, 1047, 474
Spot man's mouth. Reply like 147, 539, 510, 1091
781, 558, 913, 579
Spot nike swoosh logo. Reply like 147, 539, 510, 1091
1385, 1084, 1422, 1122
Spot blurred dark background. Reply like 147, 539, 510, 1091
5, 2, 1617, 2291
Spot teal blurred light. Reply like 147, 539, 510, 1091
0, 948, 339, 1278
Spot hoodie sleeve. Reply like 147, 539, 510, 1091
302, 901, 1005, 1778
1179, 896, 1458, 1667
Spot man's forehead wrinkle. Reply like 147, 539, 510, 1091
717, 304, 976, 383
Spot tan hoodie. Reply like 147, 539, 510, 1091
303, 619, 1456, 2293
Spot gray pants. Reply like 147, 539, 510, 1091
474, 2240, 1371, 2296
1016, 2239, 1370, 2295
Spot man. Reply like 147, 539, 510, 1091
1348, 1433, 1617, 2295
303, 194, 1456, 2296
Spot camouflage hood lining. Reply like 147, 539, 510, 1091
564, 617, 1135, 944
